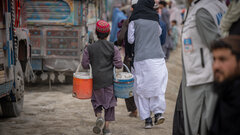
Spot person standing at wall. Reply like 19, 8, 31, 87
172, 0, 227, 135
128, 0, 168, 129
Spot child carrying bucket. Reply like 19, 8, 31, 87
81, 20, 123, 135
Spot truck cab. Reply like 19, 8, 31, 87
0, 0, 31, 117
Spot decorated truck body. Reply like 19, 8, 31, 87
21, 0, 108, 83
0, 0, 31, 117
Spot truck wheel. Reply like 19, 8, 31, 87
1, 97, 23, 117
1, 61, 24, 117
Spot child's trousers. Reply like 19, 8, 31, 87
94, 106, 115, 121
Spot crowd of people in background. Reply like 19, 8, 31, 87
114, 0, 181, 61
81, 0, 240, 134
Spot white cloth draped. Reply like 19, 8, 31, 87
133, 58, 168, 98
134, 94, 166, 120
133, 58, 168, 120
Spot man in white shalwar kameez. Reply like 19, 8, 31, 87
128, 0, 168, 129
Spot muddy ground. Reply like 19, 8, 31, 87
0, 45, 182, 135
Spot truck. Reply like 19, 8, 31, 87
0, 0, 32, 117
21, 0, 108, 83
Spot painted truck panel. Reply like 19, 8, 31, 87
23, 0, 84, 71
23, 0, 108, 73
1, 0, 28, 117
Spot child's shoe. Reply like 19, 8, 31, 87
102, 128, 112, 135
154, 113, 165, 125
93, 117, 104, 134
145, 117, 153, 129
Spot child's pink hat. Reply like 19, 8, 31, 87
96, 20, 110, 33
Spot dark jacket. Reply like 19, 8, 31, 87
229, 18, 240, 35
116, 19, 135, 68
209, 76, 240, 135
87, 40, 115, 90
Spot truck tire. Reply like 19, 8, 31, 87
1, 97, 23, 117
1, 61, 24, 117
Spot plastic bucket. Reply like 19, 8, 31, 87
72, 64, 93, 99
114, 64, 134, 99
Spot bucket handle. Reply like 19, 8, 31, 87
76, 64, 92, 78
113, 64, 131, 81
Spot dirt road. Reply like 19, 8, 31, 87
0, 46, 182, 135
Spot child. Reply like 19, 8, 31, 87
81, 20, 123, 135
171, 20, 178, 50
